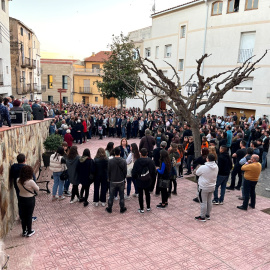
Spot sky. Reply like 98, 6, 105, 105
9, 0, 187, 60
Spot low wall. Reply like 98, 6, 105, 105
0, 119, 51, 238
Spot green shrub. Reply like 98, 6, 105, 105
43, 134, 63, 152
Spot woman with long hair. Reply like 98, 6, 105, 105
184, 136, 195, 175
17, 165, 39, 237
105, 142, 114, 158
156, 150, 171, 209
49, 147, 66, 201
66, 146, 80, 203
77, 148, 94, 207
126, 143, 140, 199
176, 144, 184, 177
93, 148, 109, 207
119, 138, 130, 159
168, 143, 180, 196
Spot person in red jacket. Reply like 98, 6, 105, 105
64, 129, 73, 148
82, 118, 87, 143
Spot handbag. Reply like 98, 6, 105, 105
158, 178, 170, 189
60, 170, 69, 180
89, 173, 94, 184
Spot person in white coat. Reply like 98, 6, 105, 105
195, 154, 219, 222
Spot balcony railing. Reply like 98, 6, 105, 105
27, 83, 32, 92
74, 68, 103, 76
33, 83, 42, 93
21, 57, 31, 68
29, 59, 36, 69
0, 73, 3, 85
41, 85, 47, 92
79, 87, 92, 94
238, 49, 253, 63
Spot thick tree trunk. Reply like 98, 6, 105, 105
190, 118, 201, 159
142, 102, 146, 118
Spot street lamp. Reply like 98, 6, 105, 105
185, 81, 211, 115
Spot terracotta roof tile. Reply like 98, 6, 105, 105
84, 51, 111, 62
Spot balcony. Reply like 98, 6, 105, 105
21, 57, 31, 68
79, 87, 92, 94
27, 83, 32, 92
33, 83, 42, 94
238, 49, 253, 63
29, 59, 36, 69
74, 68, 103, 76
0, 73, 3, 85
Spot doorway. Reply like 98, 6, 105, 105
159, 99, 166, 110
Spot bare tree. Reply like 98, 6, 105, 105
138, 50, 268, 157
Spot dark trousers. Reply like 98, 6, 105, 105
127, 128, 131, 139
71, 184, 79, 200
117, 128, 121, 137
132, 128, 138, 138
94, 180, 107, 203
109, 127, 115, 137
161, 187, 168, 204
108, 182, 125, 209
186, 155, 194, 173
138, 187, 150, 210
230, 165, 242, 188
139, 130, 144, 138
168, 178, 177, 194
19, 196, 35, 233
80, 184, 90, 202
243, 180, 257, 209
76, 132, 82, 144
154, 175, 161, 195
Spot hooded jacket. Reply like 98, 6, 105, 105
77, 156, 94, 185
132, 157, 156, 188
196, 161, 219, 190
49, 153, 65, 173
66, 156, 80, 185
108, 157, 127, 183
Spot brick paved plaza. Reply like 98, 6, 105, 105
3, 137, 270, 270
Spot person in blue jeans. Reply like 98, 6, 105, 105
49, 147, 66, 201
213, 146, 232, 205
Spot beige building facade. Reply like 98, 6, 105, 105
41, 59, 77, 104
9, 17, 41, 100
128, 0, 270, 118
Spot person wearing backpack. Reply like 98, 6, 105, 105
155, 127, 167, 148
132, 148, 156, 213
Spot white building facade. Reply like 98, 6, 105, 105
128, 0, 270, 119
0, 0, 12, 96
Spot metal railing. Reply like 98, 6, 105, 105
29, 59, 36, 69
238, 49, 253, 63
0, 73, 3, 85
21, 57, 31, 67
33, 83, 42, 93
79, 87, 92, 94
74, 68, 103, 76
27, 83, 32, 92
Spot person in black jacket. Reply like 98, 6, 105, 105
132, 148, 156, 213
74, 119, 84, 144
213, 146, 232, 204
93, 148, 108, 206
77, 149, 95, 207
184, 136, 195, 175
106, 147, 127, 213
96, 115, 104, 140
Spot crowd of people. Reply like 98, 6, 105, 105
4, 99, 270, 236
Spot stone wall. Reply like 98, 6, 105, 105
0, 119, 51, 238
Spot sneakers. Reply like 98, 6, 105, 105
79, 197, 85, 203
58, 196, 65, 201
132, 193, 139, 198
32, 217, 37, 222
52, 196, 58, 201
219, 201, 224, 205
84, 201, 89, 207
114, 196, 119, 200
105, 207, 112, 213
94, 202, 99, 207
120, 207, 127, 213
212, 200, 219, 205
64, 191, 71, 197
193, 197, 200, 203
70, 198, 79, 204
156, 203, 166, 209
138, 209, 144, 214
22, 230, 27, 237
206, 215, 210, 220
27, 230, 35, 237
147, 208, 151, 212
195, 216, 206, 222
172, 191, 177, 195
101, 202, 106, 207
124, 195, 131, 200
265, 188, 270, 191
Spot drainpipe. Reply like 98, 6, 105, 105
201, 0, 209, 76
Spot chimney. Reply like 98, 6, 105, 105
92, 52, 95, 56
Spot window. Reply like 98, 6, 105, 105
48, 96, 53, 102
1, 0, 5, 12
180, 25, 186, 38
92, 64, 100, 70
179, 59, 184, 71
95, 97, 98, 102
48, 75, 53, 89
63, 97, 68, 104
212, 1, 223, 15
28, 33, 31, 40
62, 75, 68, 89
165, 45, 172, 58
33, 41, 35, 48
228, 0, 240, 13
155, 46, 159, 58
238, 32, 255, 63
234, 78, 253, 91
132, 48, 140, 60
6, 66, 8, 74
20, 27, 23, 36
246, 0, 258, 10
145, 47, 151, 58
